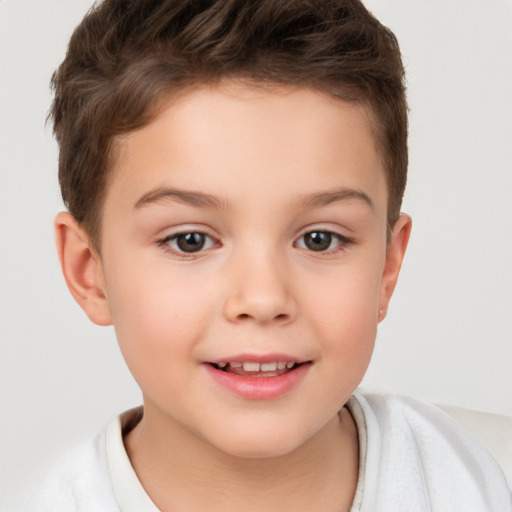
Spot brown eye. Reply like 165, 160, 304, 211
162, 232, 216, 254
176, 233, 206, 252
303, 231, 332, 251
295, 230, 351, 253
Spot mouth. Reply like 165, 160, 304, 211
208, 360, 306, 377
204, 358, 312, 399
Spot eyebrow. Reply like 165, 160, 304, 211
133, 186, 374, 211
134, 187, 225, 209
297, 187, 374, 210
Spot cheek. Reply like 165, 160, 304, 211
305, 256, 382, 322
104, 261, 216, 381
302, 257, 383, 368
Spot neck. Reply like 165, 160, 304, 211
125, 404, 359, 512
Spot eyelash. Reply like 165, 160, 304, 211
156, 229, 353, 259
294, 230, 353, 255
157, 231, 219, 259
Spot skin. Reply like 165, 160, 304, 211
55, 83, 411, 511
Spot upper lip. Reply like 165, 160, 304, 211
206, 353, 311, 364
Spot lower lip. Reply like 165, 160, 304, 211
203, 363, 310, 400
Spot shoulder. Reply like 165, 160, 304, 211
436, 402, 512, 486
23, 425, 121, 512
349, 391, 512, 512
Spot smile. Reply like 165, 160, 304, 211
211, 361, 300, 377
204, 359, 312, 400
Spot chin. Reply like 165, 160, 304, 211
204, 422, 314, 460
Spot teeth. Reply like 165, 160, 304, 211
215, 361, 300, 371
243, 362, 261, 372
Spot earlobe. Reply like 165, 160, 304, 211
55, 212, 113, 326
378, 214, 412, 322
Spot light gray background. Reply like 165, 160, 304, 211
1, 0, 511, 506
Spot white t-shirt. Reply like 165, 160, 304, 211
20, 392, 512, 512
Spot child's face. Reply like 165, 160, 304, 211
82, 83, 409, 457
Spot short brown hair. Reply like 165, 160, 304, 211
50, 0, 407, 248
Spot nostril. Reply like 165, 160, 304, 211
236, 312, 288, 321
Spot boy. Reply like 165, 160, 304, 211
28, 0, 511, 510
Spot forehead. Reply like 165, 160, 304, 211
106, 83, 386, 218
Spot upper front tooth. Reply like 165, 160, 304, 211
260, 362, 278, 372
243, 362, 261, 372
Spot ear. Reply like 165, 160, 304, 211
378, 214, 412, 322
55, 211, 112, 326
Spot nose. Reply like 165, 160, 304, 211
222, 249, 297, 325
